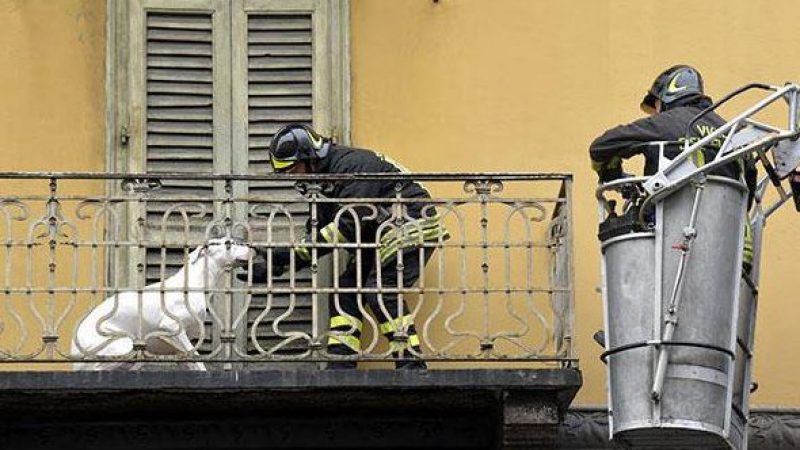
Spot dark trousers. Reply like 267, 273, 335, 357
327, 246, 432, 368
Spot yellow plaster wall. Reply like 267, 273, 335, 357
350, 0, 800, 407
0, 0, 105, 368
0, 0, 105, 173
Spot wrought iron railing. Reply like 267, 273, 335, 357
0, 172, 574, 368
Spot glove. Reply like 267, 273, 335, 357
236, 248, 292, 283
617, 172, 640, 200
598, 166, 624, 184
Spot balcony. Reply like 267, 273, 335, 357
0, 171, 579, 449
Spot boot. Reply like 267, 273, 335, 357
325, 360, 357, 370
393, 347, 427, 370
396, 359, 427, 370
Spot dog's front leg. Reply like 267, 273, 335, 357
171, 331, 207, 371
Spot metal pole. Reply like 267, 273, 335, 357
651, 180, 705, 401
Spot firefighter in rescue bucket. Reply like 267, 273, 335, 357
238, 124, 449, 370
589, 64, 757, 270
589, 65, 757, 349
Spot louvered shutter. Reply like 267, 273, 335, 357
144, 10, 215, 249
232, 2, 331, 357
146, 10, 217, 354
128, 0, 231, 355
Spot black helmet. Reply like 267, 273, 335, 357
268, 124, 331, 172
641, 65, 704, 112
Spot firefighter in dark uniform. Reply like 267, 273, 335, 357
239, 124, 448, 369
590, 65, 756, 269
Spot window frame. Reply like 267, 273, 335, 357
104, 0, 349, 358
105, 0, 351, 177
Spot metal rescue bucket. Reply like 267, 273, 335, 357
602, 230, 656, 434
600, 175, 749, 449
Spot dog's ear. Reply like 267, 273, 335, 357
208, 225, 225, 240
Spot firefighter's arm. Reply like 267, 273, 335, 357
248, 215, 319, 271
590, 115, 666, 182
236, 244, 309, 282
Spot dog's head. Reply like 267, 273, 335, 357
191, 238, 254, 265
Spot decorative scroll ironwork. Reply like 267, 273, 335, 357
0, 172, 573, 368
557, 407, 800, 450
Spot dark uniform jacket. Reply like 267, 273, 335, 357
589, 96, 755, 193
297, 145, 448, 263
590, 95, 757, 267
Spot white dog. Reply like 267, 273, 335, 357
71, 239, 253, 370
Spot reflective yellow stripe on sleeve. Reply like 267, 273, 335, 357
321, 222, 348, 244
378, 215, 450, 262
294, 245, 311, 262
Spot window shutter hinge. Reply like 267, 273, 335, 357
120, 126, 130, 146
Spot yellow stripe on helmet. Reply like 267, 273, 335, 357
271, 158, 296, 170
